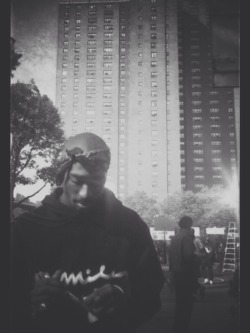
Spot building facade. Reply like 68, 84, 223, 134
56, 0, 181, 201
176, 0, 238, 191
55, 0, 238, 200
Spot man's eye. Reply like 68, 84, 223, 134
71, 178, 82, 185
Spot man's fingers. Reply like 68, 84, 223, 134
38, 272, 50, 279
91, 300, 116, 317
34, 271, 62, 282
52, 270, 63, 279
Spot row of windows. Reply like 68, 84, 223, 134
63, 3, 113, 10
191, 157, 228, 164
64, 24, 116, 32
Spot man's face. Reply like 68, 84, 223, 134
60, 162, 106, 210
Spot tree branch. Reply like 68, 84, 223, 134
14, 181, 48, 207
16, 147, 36, 177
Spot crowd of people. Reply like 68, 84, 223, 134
10, 132, 236, 333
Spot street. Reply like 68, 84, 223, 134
137, 267, 239, 333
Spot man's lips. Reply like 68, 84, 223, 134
74, 201, 89, 208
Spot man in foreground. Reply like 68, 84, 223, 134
169, 216, 196, 333
10, 132, 165, 333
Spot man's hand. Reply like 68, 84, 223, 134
84, 284, 126, 320
30, 270, 66, 315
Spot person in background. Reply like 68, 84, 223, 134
10, 132, 165, 333
169, 216, 196, 333
190, 228, 205, 299
200, 239, 216, 284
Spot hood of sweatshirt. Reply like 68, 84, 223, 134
18, 187, 122, 227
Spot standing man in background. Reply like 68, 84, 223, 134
200, 239, 216, 285
10, 132, 165, 333
169, 216, 196, 333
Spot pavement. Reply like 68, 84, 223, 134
136, 265, 240, 333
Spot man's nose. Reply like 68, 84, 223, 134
79, 184, 89, 198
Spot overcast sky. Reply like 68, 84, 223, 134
11, 0, 59, 102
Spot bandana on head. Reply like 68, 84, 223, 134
56, 133, 111, 186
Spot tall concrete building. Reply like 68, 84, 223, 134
176, 0, 238, 191
56, 0, 181, 201
55, 0, 238, 200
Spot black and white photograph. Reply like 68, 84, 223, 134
10, 0, 240, 332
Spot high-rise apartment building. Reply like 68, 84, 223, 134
55, 0, 238, 200
176, 0, 238, 191
56, 0, 181, 201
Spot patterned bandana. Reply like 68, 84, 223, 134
56, 134, 111, 186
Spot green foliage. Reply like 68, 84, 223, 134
123, 191, 161, 227
10, 80, 65, 201
160, 186, 238, 231
124, 187, 238, 231
10, 38, 22, 78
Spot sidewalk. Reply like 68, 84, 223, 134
136, 266, 239, 333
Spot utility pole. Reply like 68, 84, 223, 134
163, 227, 167, 265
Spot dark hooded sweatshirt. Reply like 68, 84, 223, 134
10, 188, 165, 333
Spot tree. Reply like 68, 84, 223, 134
123, 191, 161, 227
160, 190, 204, 226
15, 193, 31, 203
10, 37, 22, 78
160, 187, 237, 234
10, 80, 65, 210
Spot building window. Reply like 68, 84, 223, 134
213, 175, 222, 180
194, 158, 203, 163
212, 158, 222, 163
194, 149, 203, 154
86, 78, 96, 83
194, 175, 204, 180
87, 55, 96, 60
192, 108, 202, 114
212, 166, 222, 171
194, 166, 204, 171
88, 48, 96, 53
193, 116, 202, 122
211, 133, 221, 138
104, 47, 113, 53
88, 33, 96, 39
104, 25, 113, 31
151, 33, 157, 40
192, 100, 201, 106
